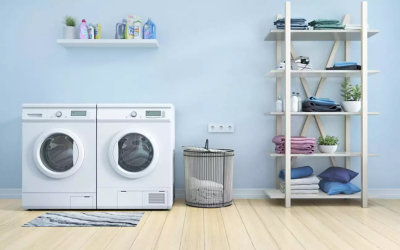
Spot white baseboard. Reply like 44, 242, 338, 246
2, 188, 400, 199
175, 188, 400, 200
0, 189, 22, 199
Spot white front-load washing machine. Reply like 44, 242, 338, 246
97, 104, 175, 209
22, 104, 97, 209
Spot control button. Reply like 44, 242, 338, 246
131, 111, 137, 117
56, 111, 62, 117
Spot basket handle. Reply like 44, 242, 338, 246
204, 139, 209, 150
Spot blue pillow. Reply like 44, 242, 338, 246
279, 166, 313, 180
318, 167, 358, 183
319, 180, 361, 195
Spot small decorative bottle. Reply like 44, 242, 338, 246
296, 93, 302, 112
276, 96, 283, 112
291, 92, 298, 112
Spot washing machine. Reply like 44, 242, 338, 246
22, 104, 97, 209
97, 104, 175, 209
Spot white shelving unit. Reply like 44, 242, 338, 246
266, 70, 379, 78
57, 39, 159, 48
266, 112, 379, 116
266, 2, 378, 208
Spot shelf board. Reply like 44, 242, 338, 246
264, 189, 361, 199
264, 29, 379, 41
266, 112, 379, 116
268, 152, 379, 157
265, 70, 379, 78
57, 39, 159, 48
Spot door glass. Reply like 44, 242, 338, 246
40, 133, 75, 172
118, 133, 154, 172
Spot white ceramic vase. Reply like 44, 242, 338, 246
64, 26, 76, 39
318, 145, 338, 153
341, 101, 361, 112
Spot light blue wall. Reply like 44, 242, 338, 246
1, 0, 399, 189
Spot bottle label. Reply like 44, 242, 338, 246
128, 26, 135, 35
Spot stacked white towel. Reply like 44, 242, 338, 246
280, 175, 320, 194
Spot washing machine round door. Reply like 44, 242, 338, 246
33, 128, 85, 179
109, 128, 159, 179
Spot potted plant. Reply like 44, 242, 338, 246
318, 135, 339, 153
340, 79, 361, 112
63, 16, 76, 39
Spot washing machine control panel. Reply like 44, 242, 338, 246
97, 107, 173, 121
22, 106, 96, 121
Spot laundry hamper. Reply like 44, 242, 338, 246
183, 140, 234, 208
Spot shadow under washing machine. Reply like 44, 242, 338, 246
96, 104, 175, 209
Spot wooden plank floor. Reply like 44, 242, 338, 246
1, 199, 400, 249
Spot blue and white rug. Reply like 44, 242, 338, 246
23, 212, 144, 227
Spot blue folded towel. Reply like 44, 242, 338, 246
279, 166, 314, 181
333, 62, 357, 67
306, 96, 337, 106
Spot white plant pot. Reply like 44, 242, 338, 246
341, 101, 361, 112
318, 145, 338, 153
64, 26, 76, 39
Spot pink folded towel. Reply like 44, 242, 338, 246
272, 135, 315, 144
275, 148, 315, 154
276, 144, 315, 150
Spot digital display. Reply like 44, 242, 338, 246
71, 111, 87, 116
146, 111, 162, 117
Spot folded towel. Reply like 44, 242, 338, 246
272, 135, 315, 144
275, 148, 315, 154
306, 96, 337, 106
333, 62, 357, 67
277, 26, 309, 30
281, 174, 320, 185
275, 144, 315, 150
309, 19, 340, 26
302, 101, 342, 112
313, 25, 345, 30
274, 18, 307, 25
279, 166, 313, 180
280, 182, 319, 190
326, 65, 361, 70
280, 187, 320, 194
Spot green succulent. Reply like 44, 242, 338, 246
351, 84, 361, 101
63, 16, 76, 27
341, 78, 361, 101
340, 78, 353, 101
318, 135, 339, 146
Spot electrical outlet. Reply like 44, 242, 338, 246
208, 123, 218, 133
225, 123, 234, 133
217, 124, 226, 132
208, 123, 234, 133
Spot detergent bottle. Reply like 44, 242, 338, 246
79, 19, 89, 39
143, 18, 156, 39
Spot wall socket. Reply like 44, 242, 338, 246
208, 123, 234, 133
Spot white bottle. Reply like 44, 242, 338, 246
296, 93, 302, 112
276, 96, 283, 112
133, 21, 143, 39
291, 92, 298, 112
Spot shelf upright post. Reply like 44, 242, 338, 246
276, 14, 283, 189
284, 1, 291, 208
344, 15, 351, 169
361, 1, 368, 208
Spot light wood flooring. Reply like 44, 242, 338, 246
1, 199, 400, 249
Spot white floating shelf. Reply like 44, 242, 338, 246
264, 29, 379, 41
266, 70, 379, 78
57, 39, 159, 48
266, 112, 379, 116
264, 189, 362, 199
267, 152, 379, 157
